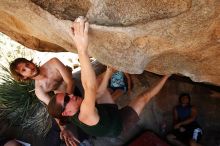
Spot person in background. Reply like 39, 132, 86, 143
167, 93, 203, 146
10, 57, 81, 105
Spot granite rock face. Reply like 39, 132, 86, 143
0, 0, 220, 85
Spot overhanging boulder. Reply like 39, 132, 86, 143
0, 0, 220, 85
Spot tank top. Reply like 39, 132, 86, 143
176, 105, 192, 122
70, 104, 122, 137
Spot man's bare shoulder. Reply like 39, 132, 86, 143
47, 57, 61, 64
79, 102, 100, 126
42, 57, 60, 66
40, 58, 61, 70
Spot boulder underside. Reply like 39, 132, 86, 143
0, 0, 220, 86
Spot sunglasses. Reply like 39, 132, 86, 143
62, 93, 70, 112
